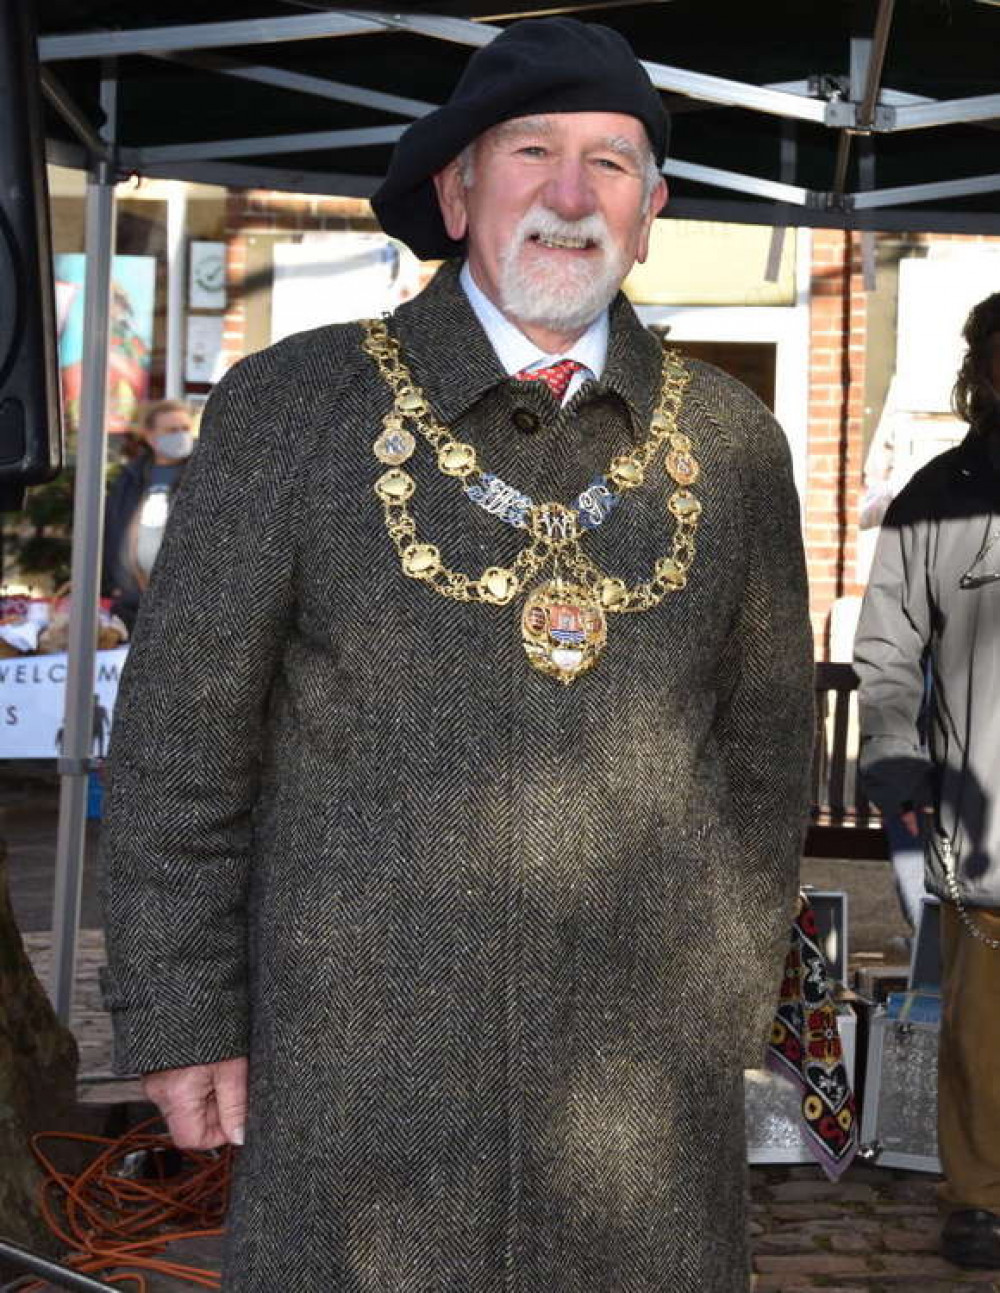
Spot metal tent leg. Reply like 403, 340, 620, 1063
50, 71, 117, 1024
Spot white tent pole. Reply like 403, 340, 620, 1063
50, 66, 117, 1023
165, 181, 187, 399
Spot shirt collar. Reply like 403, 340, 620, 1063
459, 261, 608, 383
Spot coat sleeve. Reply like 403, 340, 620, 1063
711, 390, 814, 1068
99, 337, 324, 1075
853, 503, 934, 817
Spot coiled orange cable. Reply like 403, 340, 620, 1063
27, 1117, 231, 1291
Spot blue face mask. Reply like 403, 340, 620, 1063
152, 429, 194, 461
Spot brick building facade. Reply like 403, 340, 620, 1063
806, 230, 868, 653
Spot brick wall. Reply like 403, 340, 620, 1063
805, 230, 869, 656
221, 190, 376, 370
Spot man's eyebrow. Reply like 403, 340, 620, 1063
600, 135, 642, 165
489, 116, 554, 145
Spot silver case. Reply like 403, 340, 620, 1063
860, 1008, 941, 1173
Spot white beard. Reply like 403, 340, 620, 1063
497, 206, 629, 336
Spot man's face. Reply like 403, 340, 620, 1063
434, 111, 666, 345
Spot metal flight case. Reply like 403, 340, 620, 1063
859, 898, 943, 1173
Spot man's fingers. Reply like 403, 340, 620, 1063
212, 1056, 249, 1146
141, 1059, 248, 1150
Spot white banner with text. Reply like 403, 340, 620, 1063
0, 647, 127, 760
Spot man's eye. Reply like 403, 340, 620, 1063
594, 157, 627, 172
517, 145, 548, 158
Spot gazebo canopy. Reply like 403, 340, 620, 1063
35, 0, 1000, 235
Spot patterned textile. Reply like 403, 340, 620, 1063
101, 261, 814, 1292
515, 358, 584, 399
769, 901, 859, 1180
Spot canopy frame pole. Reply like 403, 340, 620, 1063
50, 64, 118, 1023
165, 181, 187, 399
852, 170, 1000, 208
765, 121, 798, 282
39, 68, 109, 160
38, 11, 383, 61
153, 51, 436, 119
137, 123, 405, 164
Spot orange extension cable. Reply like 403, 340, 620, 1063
27, 1116, 232, 1292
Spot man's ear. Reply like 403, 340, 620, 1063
433, 160, 469, 242
636, 177, 668, 265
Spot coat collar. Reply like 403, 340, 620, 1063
390, 260, 663, 443
958, 427, 1000, 481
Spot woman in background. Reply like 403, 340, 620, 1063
103, 399, 195, 632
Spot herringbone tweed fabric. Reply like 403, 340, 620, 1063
100, 261, 814, 1292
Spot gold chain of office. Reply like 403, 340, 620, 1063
360, 318, 702, 682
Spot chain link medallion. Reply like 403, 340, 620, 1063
360, 319, 701, 684
521, 580, 607, 684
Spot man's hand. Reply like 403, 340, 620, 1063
899, 808, 922, 838
142, 1056, 248, 1150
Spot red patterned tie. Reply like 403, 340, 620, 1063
515, 359, 584, 401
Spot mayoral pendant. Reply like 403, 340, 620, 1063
520, 579, 607, 685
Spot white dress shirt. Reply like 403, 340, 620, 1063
459, 262, 608, 405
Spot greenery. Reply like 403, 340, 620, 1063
2, 469, 76, 592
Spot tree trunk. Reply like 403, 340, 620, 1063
0, 836, 79, 1256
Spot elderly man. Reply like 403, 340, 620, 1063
101, 18, 813, 1291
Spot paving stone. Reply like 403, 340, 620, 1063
753, 1232, 824, 1255
794, 1218, 885, 1235
753, 1284, 871, 1293
866, 1251, 1000, 1281
766, 1287, 872, 1293
754, 1252, 870, 1276
878, 1177, 945, 1202
870, 1202, 939, 1216
881, 1225, 938, 1253
826, 1230, 877, 1254
771, 1202, 873, 1222
772, 1179, 880, 1204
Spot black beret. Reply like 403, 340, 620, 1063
372, 18, 669, 261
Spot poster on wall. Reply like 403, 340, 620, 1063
270, 233, 423, 343
0, 647, 127, 760
186, 315, 226, 384
54, 254, 157, 438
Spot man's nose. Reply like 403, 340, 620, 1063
542, 158, 598, 221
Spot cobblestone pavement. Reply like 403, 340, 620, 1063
749, 1166, 1000, 1291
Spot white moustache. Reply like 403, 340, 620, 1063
514, 207, 609, 253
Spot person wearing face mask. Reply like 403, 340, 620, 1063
102, 399, 195, 632
855, 292, 1000, 1271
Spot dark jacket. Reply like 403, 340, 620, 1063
855, 430, 1000, 908
103, 453, 185, 630
100, 262, 813, 1292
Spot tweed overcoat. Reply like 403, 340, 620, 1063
101, 262, 814, 1292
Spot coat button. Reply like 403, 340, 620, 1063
512, 409, 540, 433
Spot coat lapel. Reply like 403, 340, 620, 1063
390, 261, 508, 424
